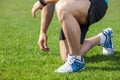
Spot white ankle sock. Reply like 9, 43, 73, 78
98, 33, 106, 46
68, 54, 82, 60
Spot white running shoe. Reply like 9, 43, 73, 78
55, 55, 85, 73
100, 28, 114, 55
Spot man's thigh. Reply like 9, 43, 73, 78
56, 0, 91, 24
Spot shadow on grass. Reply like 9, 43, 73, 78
86, 66, 120, 71
85, 51, 120, 71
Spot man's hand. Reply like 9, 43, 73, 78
32, 1, 44, 18
38, 33, 49, 51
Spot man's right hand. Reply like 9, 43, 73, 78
38, 33, 49, 51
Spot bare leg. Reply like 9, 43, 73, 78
81, 35, 100, 55
59, 35, 100, 61
60, 40, 69, 61
56, 0, 91, 55
59, 12, 81, 55
55, 0, 91, 73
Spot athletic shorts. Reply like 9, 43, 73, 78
59, 0, 108, 44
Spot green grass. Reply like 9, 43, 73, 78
0, 0, 120, 80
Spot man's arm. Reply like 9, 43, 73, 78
43, 0, 58, 4
38, 4, 55, 51
32, 1, 56, 51
32, 0, 58, 18
40, 4, 55, 34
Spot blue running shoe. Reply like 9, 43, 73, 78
55, 55, 85, 73
102, 28, 114, 55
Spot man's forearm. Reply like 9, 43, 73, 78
43, 0, 58, 4
40, 4, 55, 34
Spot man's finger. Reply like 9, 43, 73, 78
32, 8, 36, 18
38, 40, 44, 50
32, 1, 43, 18
44, 38, 49, 51
44, 40, 48, 48
31, 2, 39, 18
38, 40, 49, 51
43, 41, 49, 51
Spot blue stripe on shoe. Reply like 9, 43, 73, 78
106, 32, 112, 48
102, 31, 112, 48
71, 61, 85, 72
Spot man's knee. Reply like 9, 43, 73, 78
55, 1, 70, 23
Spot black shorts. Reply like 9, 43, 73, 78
59, 0, 108, 44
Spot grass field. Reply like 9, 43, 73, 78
0, 0, 120, 80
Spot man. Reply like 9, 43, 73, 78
32, 0, 114, 73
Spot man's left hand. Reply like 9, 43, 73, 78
32, 1, 44, 18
